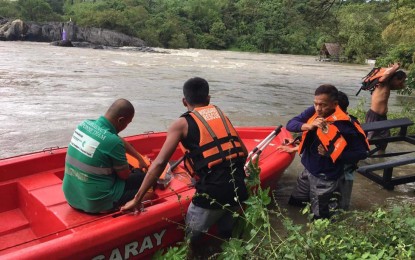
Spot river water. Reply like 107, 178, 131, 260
1, 41, 414, 221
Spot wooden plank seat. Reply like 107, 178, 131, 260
361, 118, 415, 146
357, 157, 415, 190
361, 117, 413, 133
357, 118, 415, 189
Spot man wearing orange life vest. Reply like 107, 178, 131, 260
121, 77, 249, 247
286, 85, 368, 219
365, 63, 406, 153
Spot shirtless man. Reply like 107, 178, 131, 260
365, 63, 407, 153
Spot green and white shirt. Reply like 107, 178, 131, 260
63, 116, 128, 213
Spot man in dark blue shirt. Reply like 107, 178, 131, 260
286, 85, 368, 219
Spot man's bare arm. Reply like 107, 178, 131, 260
120, 118, 187, 212
379, 63, 400, 83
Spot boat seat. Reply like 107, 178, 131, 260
17, 170, 63, 191
14, 172, 100, 228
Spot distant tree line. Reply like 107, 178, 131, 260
1, 0, 414, 89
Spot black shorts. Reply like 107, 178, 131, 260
365, 109, 390, 150
113, 169, 146, 209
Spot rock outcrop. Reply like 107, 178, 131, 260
0, 19, 29, 41
0, 18, 147, 48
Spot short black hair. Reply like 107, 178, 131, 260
337, 91, 349, 112
183, 77, 209, 105
391, 70, 407, 80
315, 84, 338, 102
106, 98, 135, 119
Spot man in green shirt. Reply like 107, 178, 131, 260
63, 98, 149, 214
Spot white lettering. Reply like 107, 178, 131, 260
139, 236, 153, 254
70, 129, 100, 158
80, 121, 107, 141
153, 229, 166, 246
109, 248, 122, 260
124, 241, 138, 259
199, 107, 220, 121
91, 229, 167, 260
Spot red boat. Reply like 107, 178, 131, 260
0, 126, 294, 260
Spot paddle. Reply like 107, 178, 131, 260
156, 156, 186, 189
244, 125, 283, 171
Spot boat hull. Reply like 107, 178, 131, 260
0, 126, 294, 259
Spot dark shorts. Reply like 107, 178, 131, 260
185, 202, 238, 243
289, 169, 341, 219
365, 109, 390, 150
113, 169, 146, 209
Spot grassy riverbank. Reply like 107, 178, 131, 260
156, 162, 415, 259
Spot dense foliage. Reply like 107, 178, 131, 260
0, 1, 404, 51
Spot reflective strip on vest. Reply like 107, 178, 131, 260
183, 105, 247, 173
66, 153, 114, 175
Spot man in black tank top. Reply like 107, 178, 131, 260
121, 77, 248, 252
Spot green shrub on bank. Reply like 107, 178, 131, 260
156, 161, 415, 259
349, 98, 415, 136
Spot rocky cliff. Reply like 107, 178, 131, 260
0, 18, 147, 48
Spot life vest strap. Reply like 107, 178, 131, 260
187, 135, 241, 158
184, 105, 247, 173
192, 146, 246, 172
325, 131, 342, 155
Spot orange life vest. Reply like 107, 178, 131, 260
297, 106, 368, 163
180, 105, 247, 175
357, 67, 388, 95
351, 118, 370, 150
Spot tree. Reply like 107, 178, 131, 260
382, 7, 415, 45
337, 3, 388, 62
17, 0, 59, 21
0, 0, 20, 18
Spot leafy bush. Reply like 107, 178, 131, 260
158, 160, 415, 259
376, 43, 415, 95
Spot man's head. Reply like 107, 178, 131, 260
389, 70, 407, 90
337, 91, 349, 112
314, 84, 339, 118
105, 99, 135, 133
183, 77, 210, 107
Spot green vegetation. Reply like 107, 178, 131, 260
154, 161, 415, 259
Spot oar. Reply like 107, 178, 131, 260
244, 125, 282, 171
157, 156, 186, 189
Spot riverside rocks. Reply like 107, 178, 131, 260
0, 18, 166, 53
0, 19, 29, 41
